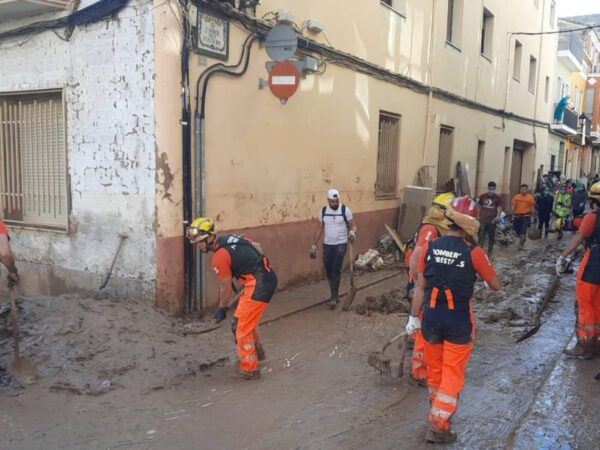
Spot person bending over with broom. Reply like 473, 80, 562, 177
405, 196, 500, 444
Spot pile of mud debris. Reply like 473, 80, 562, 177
354, 289, 410, 316
0, 294, 232, 396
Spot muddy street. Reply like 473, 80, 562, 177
1, 239, 599, 449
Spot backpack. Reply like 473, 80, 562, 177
321, 204, 349, 226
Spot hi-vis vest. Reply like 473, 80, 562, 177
424, 236, 477, 311
556, 193, 571, 218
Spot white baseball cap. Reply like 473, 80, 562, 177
327, 189, 340, 200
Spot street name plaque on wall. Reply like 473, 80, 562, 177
195, 9, 229, 60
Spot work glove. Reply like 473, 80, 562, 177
555, 256, 572, 276
7, 271, 19, 288
309, 244, 318, 259
213, 307, 228, 323
348, 230, 357, 242
405, 315, 421, 335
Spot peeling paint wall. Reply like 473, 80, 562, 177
0, 0, 157, 297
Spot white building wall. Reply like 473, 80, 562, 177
0, 1, 157, 297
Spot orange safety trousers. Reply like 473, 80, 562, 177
411, 316, 428, 381
575, 279, 600, 348
423, 339, 473, 432
234, 293, 268, 372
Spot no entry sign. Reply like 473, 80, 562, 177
268, 61, 301, 102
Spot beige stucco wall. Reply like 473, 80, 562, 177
192, 0, 556, 231
150, 0, 559, 309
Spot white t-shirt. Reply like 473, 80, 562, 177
319, 205, 353, 245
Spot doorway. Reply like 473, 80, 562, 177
475, 140, 485, 196
510, 140, 525, 198
436, 126, 454, 191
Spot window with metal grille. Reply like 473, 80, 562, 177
375, 112, 401, 198
0, 91, 68, 230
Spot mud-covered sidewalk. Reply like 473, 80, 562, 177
0, 239, 599, 449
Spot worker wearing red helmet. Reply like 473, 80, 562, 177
406, 192, 455, 386
406, 196, 501, 444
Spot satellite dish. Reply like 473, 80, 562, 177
265, 24, 298, 62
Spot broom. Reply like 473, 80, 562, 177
367, 331, 407, 376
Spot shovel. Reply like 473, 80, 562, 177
95, 234, 128, 300
8, 287, 37, 385
341, 241, 357, 311
516, 276, 561, 343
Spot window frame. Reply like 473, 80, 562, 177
513, 40, 523, 81
0, 89, 70, 231
480, 8, 494, 58
528, 55, 537, 94
380, 0, 407, 18
375, 111, 401, 199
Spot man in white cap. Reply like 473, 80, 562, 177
311, 189, 357, 308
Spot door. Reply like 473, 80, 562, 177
510, 142, 524, 198
475, 140, 485, 196
436, 126, 454, 191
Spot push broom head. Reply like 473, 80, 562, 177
367, 351, 392, 375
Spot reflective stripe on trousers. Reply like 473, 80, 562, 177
423, 339, 473, 431
411, 311, 427, 381
235, 296, 268, 372
575, 279, 600, 345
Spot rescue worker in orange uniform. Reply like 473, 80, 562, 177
187, 217, 277, 379
406, 197, 501, 444
556, 181, 600, 358
406, 192, 455, 386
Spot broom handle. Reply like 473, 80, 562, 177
9, 287, 19, 358
381, 331, 407, 353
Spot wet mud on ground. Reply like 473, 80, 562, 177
1, 238, 599, 449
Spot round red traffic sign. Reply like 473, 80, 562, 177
268, 61, 301, 102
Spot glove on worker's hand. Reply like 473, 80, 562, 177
405, 315, 421, 335
348, 230, 357, 242
309, 244, 318, 259
555, 256, 571, 276
7, 271, 19, 288
214, 307, 228, 323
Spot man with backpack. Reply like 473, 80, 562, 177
310, 189, 357, 309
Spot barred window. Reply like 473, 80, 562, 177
375, 112, 401, 198
0, 91, 68, 230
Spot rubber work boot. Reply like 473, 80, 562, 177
239, 369, 261, 380
255, 344, 266, 361
563, 343, 593, 359
326, 297, 339, 309
425, 426, 457, 444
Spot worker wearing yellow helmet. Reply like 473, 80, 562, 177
556, 181, 600, 358
187, 217, 278, 380
405, 192, 455, 386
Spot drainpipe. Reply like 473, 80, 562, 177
422, 0, 437, 167
194, 112, 206, 310
180, 0, 194, 315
